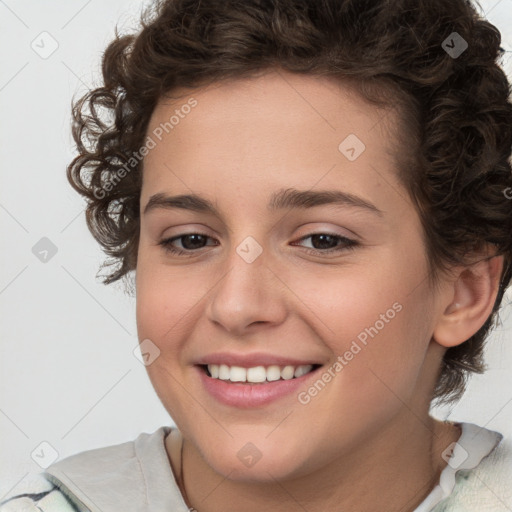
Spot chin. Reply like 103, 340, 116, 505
210, 457, 304, 483
198, 437, 315, 483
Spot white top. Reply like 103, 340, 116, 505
415, 421, 504, 511
0, 421, 510, 511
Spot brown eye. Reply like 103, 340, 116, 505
292, 233, 358, 255
159, 232, 218, 256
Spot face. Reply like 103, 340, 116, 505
136, 70, 445, 481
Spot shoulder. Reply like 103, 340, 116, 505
463, 429, 512, 489
434, 427, 512, 511
0, 427, 175, 512
36, 427, 179, 512
43, 427, 171, 490
0, 473, 84, 511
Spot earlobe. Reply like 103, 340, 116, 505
433, 254, 504, 348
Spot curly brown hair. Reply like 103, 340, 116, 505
67, 0, 512, 405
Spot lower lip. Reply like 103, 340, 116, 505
196, 365, 322, 408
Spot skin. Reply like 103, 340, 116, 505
135, 69, 503, 512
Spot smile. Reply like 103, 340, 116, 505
203, 363, 319, 383
196, 363, 324, 408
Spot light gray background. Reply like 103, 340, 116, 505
1, 0, 511, 498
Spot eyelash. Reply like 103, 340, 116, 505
158, 231, 358, 257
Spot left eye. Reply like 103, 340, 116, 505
292, 233, 358, 254
158, 232, 358, 256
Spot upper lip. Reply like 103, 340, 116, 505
195, 352, 323, 368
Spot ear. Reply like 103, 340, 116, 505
433, 252, 504, 348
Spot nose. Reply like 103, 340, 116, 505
206, 243, 288, 335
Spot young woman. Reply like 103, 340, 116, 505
2, 0, 511, 510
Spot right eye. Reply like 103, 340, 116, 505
158, 232, 219, 256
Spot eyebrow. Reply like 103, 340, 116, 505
143, 187, 383, 217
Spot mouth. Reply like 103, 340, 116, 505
199, 363, 322, 383
195, 362, 324, 408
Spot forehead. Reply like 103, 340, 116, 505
141, 70, 406, 214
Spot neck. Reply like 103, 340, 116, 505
172, 413, 461, 512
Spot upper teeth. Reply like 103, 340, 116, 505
207, 364, 314, 383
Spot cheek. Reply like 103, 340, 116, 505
288, 262, 432, 404
135, 251, 201, 346
135, 259, 199, 417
